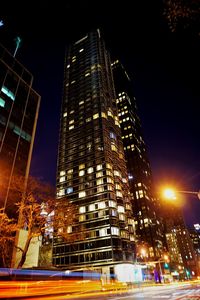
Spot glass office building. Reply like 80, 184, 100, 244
0, 43, 40, 216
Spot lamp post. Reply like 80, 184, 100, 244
163, 188, 200, 200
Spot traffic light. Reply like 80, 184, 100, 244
164, 262, 169, 269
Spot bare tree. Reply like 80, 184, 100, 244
163, 0, 200, 34
0, 175, 77, 269
0, 210, 18, 267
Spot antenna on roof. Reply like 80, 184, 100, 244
13, 36, 22, 57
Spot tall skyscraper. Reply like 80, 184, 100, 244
53, 30, 135, 276
0, 43, 40, 216
111, 60, 164, 259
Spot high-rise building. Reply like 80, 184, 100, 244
166, 227, 198, 278
111, 60, 164, 259
0, 43, 40, 216
53, 30, 135, 276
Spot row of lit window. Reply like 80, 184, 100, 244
79, 203, 125, 214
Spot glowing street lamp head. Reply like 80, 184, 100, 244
163, 188, 177, 200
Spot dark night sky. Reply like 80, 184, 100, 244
1, 0, 200, 227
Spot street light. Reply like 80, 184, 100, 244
163, 188, 200, 200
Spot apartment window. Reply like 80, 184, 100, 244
66, 187, 73, 194
108, 200, 116, 208
93, 113, 99, 119
111, 227, 119, 236
87, 167, 94, 174
79, 164, 85, 170
118, 206, 125, 213
96, 171, 103, 178
79, 191, 86, 198
79, 170, 85, 176
79, 206, 86, 213
97, 178, 103, 185
59, 176, 65, 183
96, 164, 103, 171
60, 170, 65, 176
79, 215, 85, 222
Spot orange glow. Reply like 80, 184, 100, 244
0, 279, 129, 299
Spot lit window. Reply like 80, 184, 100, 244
67, 226, 72, 233
60, 170, 65, 176
70, 110, 74, 114
93, 113, 99, 119
111, 227, 119, 236
79, 170, 85, 176
69, 125, 74, 130
106, 163, 112, 169
1, 86, 15, 101
118, 206, 125, 213
119, 214, 125, 221
110, 132, 116, 139
96, 171, 103, 178
59, 176, 65, 183
57, 189, 65, 197
79, 215, 85, 222
96, 164, 103, 171
101, 112, 107, 118
114, 170, 121, 177
107, 177, 113, 183
115, 184, 121, 190
99, 202, 105, 209
97, 178, 103, 185
109, 200, 116, 208
79, 191, 86, 198
69, 119, 74, 124
87, 142, 92, 150
97, 186, 104, 193
0, 97, 5, 107
99, 228, 108, 237
111, 144, 117, 152
107, 184, 113, 191
87, 167, 94, 174
79, 206, 85, 213
139, 190, 144, 197
86, 117, 92, 122
116, 191, 122, 197
85, 72, 90, 77
79, 164, 85, 170
89, 204, 95, 211
79, 48, 84, 52
79, 100, 84, 105
66, 187, 73, 194
108, 110, 113, 118
63, 112, 67, 117
67, 169, 73, 174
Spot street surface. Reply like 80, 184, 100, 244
0, 280, 200, 299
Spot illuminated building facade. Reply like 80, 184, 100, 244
166, 227, 197, 277
0, 43, 40, 216
111, 60, 164, 259
53, 30, 135, 274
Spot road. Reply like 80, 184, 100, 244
1, 281, 200, 300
